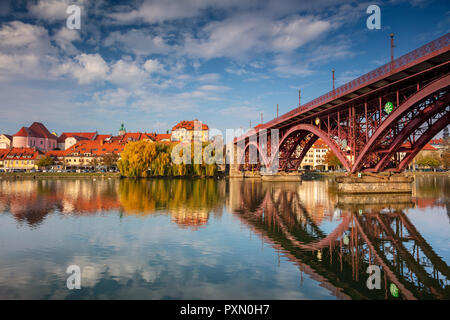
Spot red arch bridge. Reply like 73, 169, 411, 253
234, 33, 450, 173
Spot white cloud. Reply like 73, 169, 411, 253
104, 29, 171, 55
57, 53, 110, 84
0, 21, 59, 80
182, 13, 331, 60
28, 0, 87, 21
93, 88, 132, 107
108, 59, 148, 87
143, 59, 164, 74
53, 27, 80, 55
107, 0, 247, 24
0, 21, 53, 54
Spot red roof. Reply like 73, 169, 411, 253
429, 138, 445, 145
13, 122, 56, 140
29, 122, 55, 139
94, 134, 112, 141
14, 127, 33, 137
0, 149, 10, 159
110, 132, 155, 143
313, 138, 328, 149
45, 150, 66, 157
401, 142, 436, 150
58, 132, 97, 143
3, 147, 42, 160
147, 133, 171, 141
65, 140, 125, 157
172, 120, 209, 131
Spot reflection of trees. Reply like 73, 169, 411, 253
231, 179, 450, 300
119, 179, 225, 229
0, 178, 226, 230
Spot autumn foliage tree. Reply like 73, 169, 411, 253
117, 140, 218, 178
36, 155, 54, 168
324, 150, 342, 169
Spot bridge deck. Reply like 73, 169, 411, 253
236, 33, 450, 141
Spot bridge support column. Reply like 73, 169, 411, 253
228, 144, 261, 179
261, 172, 302, 182
335, 174, 414, 194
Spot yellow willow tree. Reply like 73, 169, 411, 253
118, 141, 157, 177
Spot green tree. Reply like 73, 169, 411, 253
36, 155, 54, 168
416, 155, 440, 168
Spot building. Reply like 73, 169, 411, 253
171, 120, 209, 142
147, 133, 171, 142
64, 140, 125, 169
118, 122, 126, 136
429, 138, 446, 150
0, 134, 12, 149
110, 132, 155, 144
45, 150, 67, 171
12, 122, 57, 152
406, 143, 441, 170
2, 147, 43, 171
299, 139, 330, 171
0, 149, 10, 168
57, 132, 97, 150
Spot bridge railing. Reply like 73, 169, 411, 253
267, 33, 450, 127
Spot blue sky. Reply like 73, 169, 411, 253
0, 0, 449, 136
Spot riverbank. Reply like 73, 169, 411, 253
0, 171, 448, 180
0, 172, 121, 179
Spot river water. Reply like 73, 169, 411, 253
0, 175, 448, 299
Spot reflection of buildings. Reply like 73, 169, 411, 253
171, 208, 209, 230
0, 179, 121, 225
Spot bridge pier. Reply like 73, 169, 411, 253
335, 174, 414, 194
261, 172, 302, 182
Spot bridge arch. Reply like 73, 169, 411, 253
238, 140, 271, 170
352, 74, 450, 173
270, 124, 352, 171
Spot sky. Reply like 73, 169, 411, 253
0, 0, 449, 136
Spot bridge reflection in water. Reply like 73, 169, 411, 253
228, 179, 449, 300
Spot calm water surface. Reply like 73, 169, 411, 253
0, 176, 448, 299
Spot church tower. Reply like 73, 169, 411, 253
119, 122, 126, 136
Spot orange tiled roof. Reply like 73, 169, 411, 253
0, 149, 10, 159
45, 150, 66, 157
3, 147, 42, 160
401, 142, 436, 150
429, 138, 445, 145
65, 140, 125, 157
109, 132, 157, 143
312, 139, 329, 149
172, 120, 209, 131
147, 133, 171, 141
94, 134, 112, 141
58, 132, 97, 143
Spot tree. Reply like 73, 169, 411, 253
102, 153, 119, 169
324, 150, 342, 169
36, 155, 54, 168
118, 141, 158, 177
440, 142, 450, 169
416, 155, 440, 168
